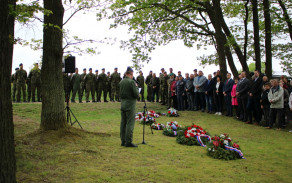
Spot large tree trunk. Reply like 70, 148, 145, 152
223, 34, 239, 78
209, 0, 227, 81
244, 0, 250, 64
278, 0, 292, 41
252, 0, 261, 71
41, 0, 68, 130
263, 0, 272, 79
0, 0, 17, 182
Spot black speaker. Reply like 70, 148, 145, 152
62, 56, 76, 73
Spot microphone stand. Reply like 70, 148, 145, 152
140, 90, 154, 146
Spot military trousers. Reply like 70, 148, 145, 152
120, 104, 136, 144
108, 85, 112, 101
98, 84, 107, 101
16, 83, 26, 102
80, 84, 86, 97
167, 91, 172, 107
72, 86, 82, 102
95, 87, 99, 101
138, 87, 144, 101
161, 86, 168, 104
31, 83, 41, 102
111, 83, 119, 101
12, 83, 17, 102
27, 83, 31, 101
86, 84, 95, 101
147, 85, 152, 101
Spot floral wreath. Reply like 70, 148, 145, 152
151, 123, 165, 130
163, 121, 183, 137
167, 108, 179, 117
176, 124, 211, 146
206, 134, 244, 160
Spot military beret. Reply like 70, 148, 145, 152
89, 68, 92, 70
95, 70, 98, 72
194, 69, 197, 71
75, 68, 78, 70
19, 63, 23, 66
161, 68, 164, 70
150, 70, 152, 72
126, 66, 133, 72
102, 68, 105, 70
83, 68, 86, 71
169, 73, 174, 76
178, 71, 181, 73
107, 71, 110, 74
213, 72, 216, 74
114, 67, 118, 69
15, 67, 19, 70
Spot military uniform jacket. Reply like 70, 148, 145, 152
119, 76, 139, 110
80, 73, 86, 86
71, 73, 82, 88
136, 75, 145, 88
110, 72, 120, 84
11, 73, 17, 84
28, 68, 41, 84
159, 73, 164, 85
15, 69, 27, 84
161, 75, 169, 88
98, 73, 107, 86
145, 74, 152, 85
84, 73, 96, 85
150, 77, 160, 89
95, 74, 99, 87
167, 78, 174, 92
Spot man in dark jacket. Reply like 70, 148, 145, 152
223, 73, 235, 117
185, 74, 194, 111
236, 71, 250, 122
246, 70, 263, 125
261, 82, 271, 127
205, 74, 215, 113
150, 73, 160, 102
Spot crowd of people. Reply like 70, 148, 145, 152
12, 64, 292, 132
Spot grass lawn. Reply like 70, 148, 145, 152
13, 101, 292, 182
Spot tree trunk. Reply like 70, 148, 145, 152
278, 0, 292, 41
252, 0, 261, 71
41, 0, 68, 130
209, 0, 227, 81
223, 34, 239, 78
0, 0, 17, 182
263, 0, 272, 79
244, 0, 250, 64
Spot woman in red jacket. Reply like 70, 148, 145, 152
171, 76, 178, 110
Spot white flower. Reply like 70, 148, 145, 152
224, 140, 229, 145
212, 149, 215, 152
208, 148, 211, 151
220, 134, 225, 138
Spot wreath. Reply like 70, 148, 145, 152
163, 121, 183, 137
151, 123, 165, 130
167, 108, 179, 117
206, 134, 244, 160
176, 124, 211, 146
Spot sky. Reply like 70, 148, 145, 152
12, 2, 288, 78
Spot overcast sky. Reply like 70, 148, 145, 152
12, 3, 288, 77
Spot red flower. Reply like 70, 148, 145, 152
188, 127, 192, 130
220, 142, 224, 146
228, 139, 231, 142
233, 143, 239, 149
213, 141, 219, 147
214, 136, 220, 141
190, 133, 195, 137
211, 137, 214, 140
185, 135, 189, 138
193, 125, 197, 128
168, 111, 171, 114
192, 130, 195, 132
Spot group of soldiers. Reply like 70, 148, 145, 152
64, 67, 122, 103
11, 63, 42, 103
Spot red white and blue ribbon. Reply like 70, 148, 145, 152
196, 135, 211, 147
224, 145, 245, 159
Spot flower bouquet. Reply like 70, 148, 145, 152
140, 116, 156, 125
135, 112, 145, 121
148, 110, 160, 118
176, 124, 211, 146
206, 134, 244, 160
167, 108, 179, 117
151, 123, 165, 130
163, 121, 183, 137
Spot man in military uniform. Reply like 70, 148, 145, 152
119, 66, 140, 147
15, 63, 27, 102
95, 70, 99, 102
116, 73, 122, 102
110, 67, 120, 102
11, 67, 19, 102
80, 68, 87, 99
136, 71, 145, 102
26, 74, 31, 102
167, 73, 175, 109
107, 71, 112, 101
159, 68, 165, 103
169, 68, 176, 78
150, 73, 160, 102
145, 70, 153, 102
84, 68, 96, 103
70, 68, 82, 103
28, 63, 42, 102
98, 68, 108, 102
161, 71, 169, 105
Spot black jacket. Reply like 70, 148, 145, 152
236, 78, 250, 99
205, 79, 215, 96
249, 77, 263, 99
261, 89, 270, 106
185, 79, 194, 93
213, 82, 224, 96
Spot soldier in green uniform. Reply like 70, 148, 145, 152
107, 71, 112, 101
167, 73, 175, 109
84, 68, 96, 103
15, 63, 27, 102
63, 73, 69, 101
110, 67, 120, 102
116, 73, 122, 102
119, 67, 140, 147
145, 70, 153, 102
161, 71, 169, 105
80, 68, 87, 99
97, 68, 108, 102
95, 70, 99, 102
28, 63, 42, 102
26, 75, 31, 102
136, 71, 145, 102
70, 68, 82, 103
11, 67, 19, 102
159, 68, 165, 103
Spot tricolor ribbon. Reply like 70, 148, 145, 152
224, 145, 245, 159
196, 135, 211, 147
